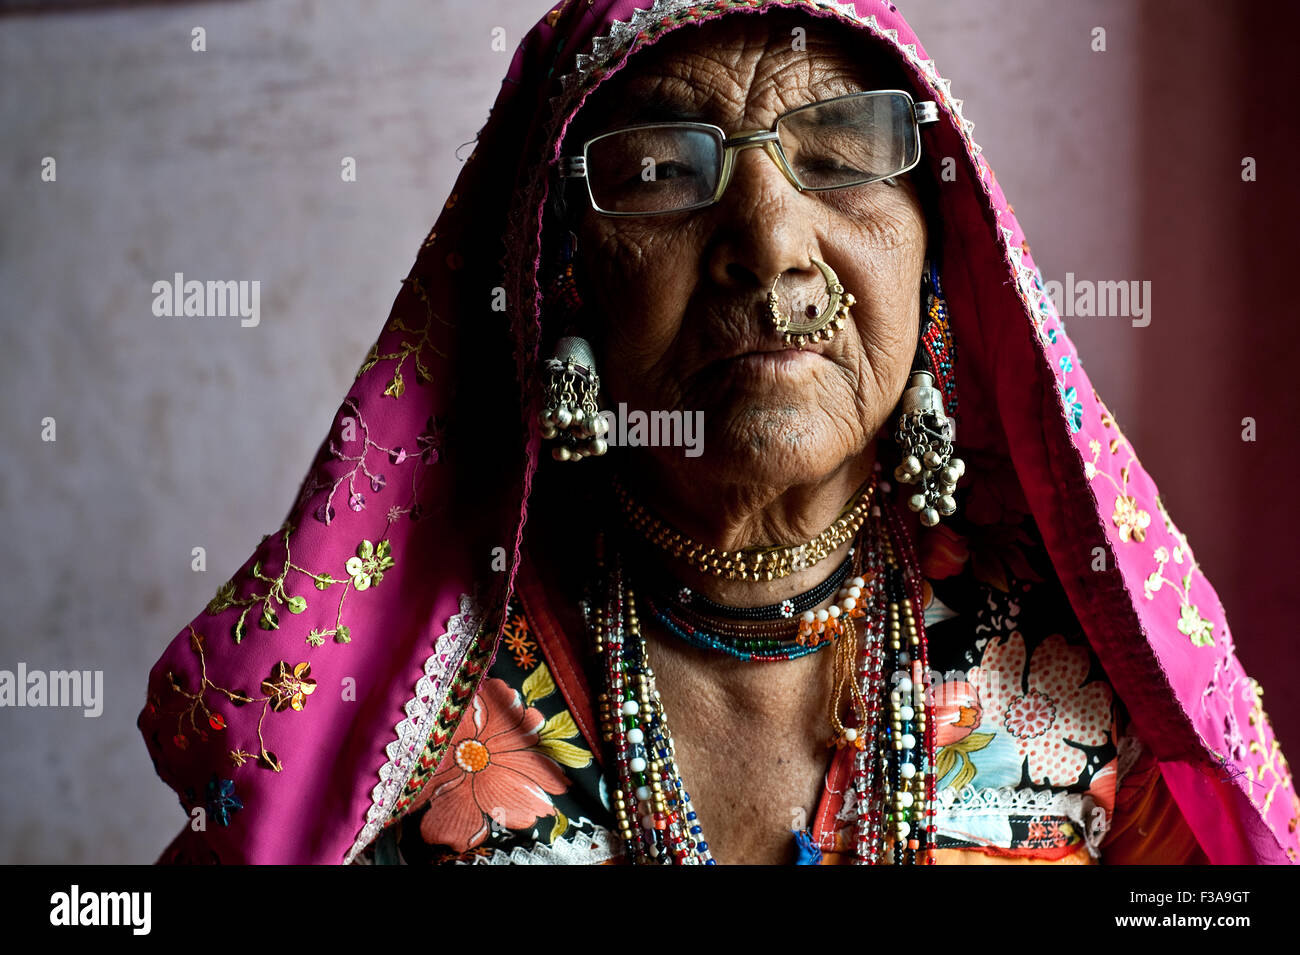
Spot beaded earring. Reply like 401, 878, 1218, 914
544, 230, 584, 321
540, 231, 611, 461
893, 260, 966, 527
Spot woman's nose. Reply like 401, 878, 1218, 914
705, 143, 822, 293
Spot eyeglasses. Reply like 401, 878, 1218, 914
558, 89, 939, 217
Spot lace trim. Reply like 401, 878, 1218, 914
461, 819, 622, 866
935, 783, 1112, 858
342, 593, 484, 865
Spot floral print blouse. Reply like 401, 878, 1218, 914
354, 501, 1206, 865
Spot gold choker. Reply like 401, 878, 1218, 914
611, 475, 877, 582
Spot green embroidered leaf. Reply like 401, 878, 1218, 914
522, 662, 556, 706
334, 624, 352, 644
356, 346, 379, 379
537, 738, 592, 769
233, 611, 249, 644
286, 596, 307, 614
538, 707, 578, 742
550, 809, 568, 843
206, 580, 237, 615
376, 540, 392, 560
259, 607, 280, 631
384, 372, 405, 399
357, 540, 374, 560
314, 575, 331, 591
1178, 604, 1215, 647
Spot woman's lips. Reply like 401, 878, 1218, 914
724, 348, 825, 370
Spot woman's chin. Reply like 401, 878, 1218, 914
651, 412, 867, 489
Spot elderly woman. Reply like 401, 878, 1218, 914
139, 0, 1299, 865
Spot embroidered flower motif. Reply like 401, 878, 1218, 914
1025, 819, 1068, 848
1143, 572, 1163, 599
1177, 603, 1215, 647
1084, 460, 1097, 479
979, 632, 1113, 786
416, 415, 445, 464
1111, 494, 1151, 543
1060, 383, 1083, 432
1058, 355, 1073, 373
205, 775, 244, 827
345, 539, 395, 591
417, 677, 576, 852
260, 661, 317, 712
501, 610, 539, 670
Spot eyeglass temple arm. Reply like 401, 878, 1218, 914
913, 100, 940, 125
557, 100, 941, 179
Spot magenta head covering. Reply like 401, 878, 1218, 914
138, 0, 1299, 864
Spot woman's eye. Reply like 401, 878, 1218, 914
651, 162, 696, 180
800, 158, 862, 175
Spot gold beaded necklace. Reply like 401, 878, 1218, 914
611, 475, 876, 582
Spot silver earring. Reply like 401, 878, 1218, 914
893, 370, 964, 526
540, 336, 609, 461
893, 262, 965, 526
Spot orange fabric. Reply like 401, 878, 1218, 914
1101, 746, 1209, 864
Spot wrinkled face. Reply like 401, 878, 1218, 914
565, 12, 927, 491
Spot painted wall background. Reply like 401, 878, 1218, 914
1, 0, 1294, 862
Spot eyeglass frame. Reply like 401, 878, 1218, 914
557, 89, 940, 217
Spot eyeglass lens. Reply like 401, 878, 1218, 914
584, 92, 917, 214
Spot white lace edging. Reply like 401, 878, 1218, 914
342, 593, 484, 865
935, 783, 1114, 858
461, 819, 622, 865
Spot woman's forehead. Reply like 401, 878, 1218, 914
570, 12, 895, 133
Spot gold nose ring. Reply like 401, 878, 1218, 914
765, 256, 856, 349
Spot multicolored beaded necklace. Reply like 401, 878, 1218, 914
634, 549, 855, 662
585, 464, 937, 864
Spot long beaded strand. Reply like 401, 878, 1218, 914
589, 471, 934, 865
